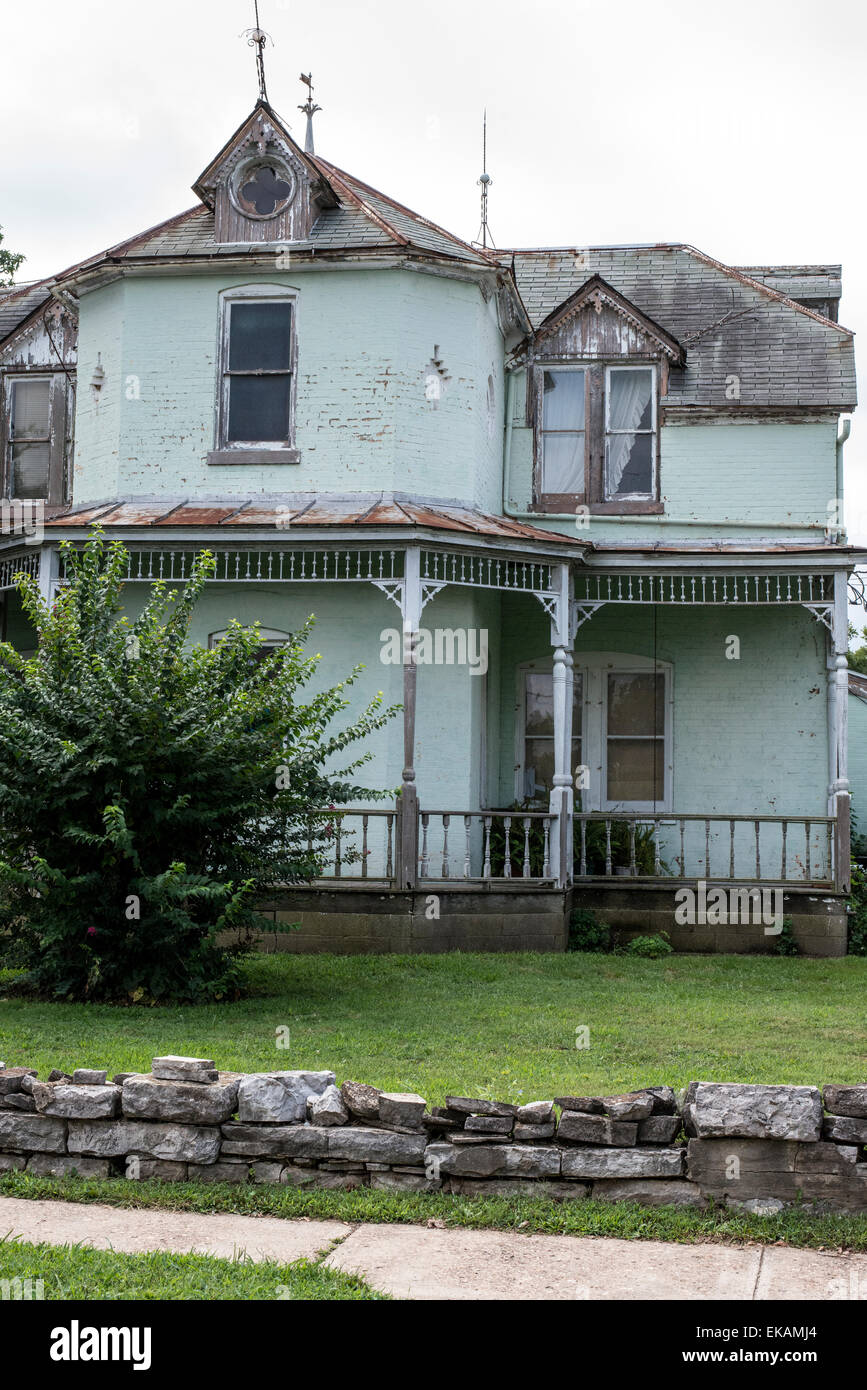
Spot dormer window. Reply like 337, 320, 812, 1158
230, 158, 296, 220
535, 362, 659, 514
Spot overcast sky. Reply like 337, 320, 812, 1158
1, 0, 866, 584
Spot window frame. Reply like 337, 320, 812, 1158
1, 370, 69, 504
532, 360, 662, 515
603, 363, 657, 503
209, 285, 300, 466
514, 652, 673, 812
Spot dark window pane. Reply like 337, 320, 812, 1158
607, 739, 665, 802
12, 442, 50, 498
608, 673, 664, 736
543, 369, 585, 430
237, 165, 293, 217
229, 303, 292, 372
605, 432, 653, 496
227, 375, 291, 443
11, 379, 50, 440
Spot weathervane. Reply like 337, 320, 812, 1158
476, 110, 494, 249
242, 0, 273, 105
299, 73, 321, 155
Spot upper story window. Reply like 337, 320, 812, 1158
535, 363, 658, 514
1, 373, 70, 503
209, 288, 299, 466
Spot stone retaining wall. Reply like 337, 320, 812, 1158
1, 1059, 866, 1211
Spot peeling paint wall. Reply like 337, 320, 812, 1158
72, 267, 503, 508
505, 364, 839, 541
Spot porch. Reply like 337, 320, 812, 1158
4, 513, 858, 954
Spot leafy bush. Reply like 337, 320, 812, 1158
567, 908, 611, 953
623, 931, 672, 958
0, 533, 398, 1003
770, 916, 800, 957
847, 861, 867, 955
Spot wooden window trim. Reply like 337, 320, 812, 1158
532, 360, 660, 514
214, 286, 298, 457
1, 370, 69, 505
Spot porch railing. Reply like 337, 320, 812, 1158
293, 806, 845, 893
304, 808, 399, 884
417, 810, 556, 882
574, 812, 837, 886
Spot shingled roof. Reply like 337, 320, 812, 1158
0, 280, 53, 343
504, 246, 855, 411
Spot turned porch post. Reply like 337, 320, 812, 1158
830, 570, 851, 893
549, 562, 575, 888
399, 546, 422, 890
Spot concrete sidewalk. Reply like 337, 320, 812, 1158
0, 1196, 863, 1300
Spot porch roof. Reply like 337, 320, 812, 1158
41, 495, 588, 548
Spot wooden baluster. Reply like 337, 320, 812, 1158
441, 814, 450, 879
679, 818, 685, 877
420, 813, 430, 878
483, 816, 492, 878
361, 814, 369, 880
335, 818, 342, 878
503, 816, 512, 878
804, 820, 811, 882
629, 822, 637, 876
579, 819, 587, 877
522, 817, 531, 878
826, 821, 833, 883
755, 820, 761, 880
729, 820, 735, 880
781, 820, 787, 881
464, 815, 472, 879
653, 821, 661, 877
605, 819, 612, 876
386, 814, 394, 880
705, 818, 711, 878
543, 818, 551, 878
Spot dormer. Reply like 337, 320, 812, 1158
192, 101, 338, 245
523, 275, 685, 514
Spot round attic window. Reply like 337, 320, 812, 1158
230, 158, 297, 220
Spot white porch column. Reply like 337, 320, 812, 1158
37, 544, 60, 605
398, 546, 422, 890
549, 562, 575, 888
830, 570, 851, 892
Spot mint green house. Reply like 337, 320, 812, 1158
0, 99, 860, 954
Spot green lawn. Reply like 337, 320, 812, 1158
0, 1235, 386, 1299
4, 1170, 867, 1252
2, 951, 866, 1099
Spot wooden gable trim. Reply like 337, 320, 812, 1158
192, 101, 336, 208
533, 275, 685, 365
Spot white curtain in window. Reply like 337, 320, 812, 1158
606, 371, 651, 496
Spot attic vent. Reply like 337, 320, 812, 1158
231, 158, 297, 220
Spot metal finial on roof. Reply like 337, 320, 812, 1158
242, 0, 272, 105
475, 110, 495, 250
298, 72, 321, 154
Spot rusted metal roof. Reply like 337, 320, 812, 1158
43, 496, 585, 546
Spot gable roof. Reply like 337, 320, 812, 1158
532, 274, 685, 364
504, 245, 855, 410
0, 279, 54, 345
